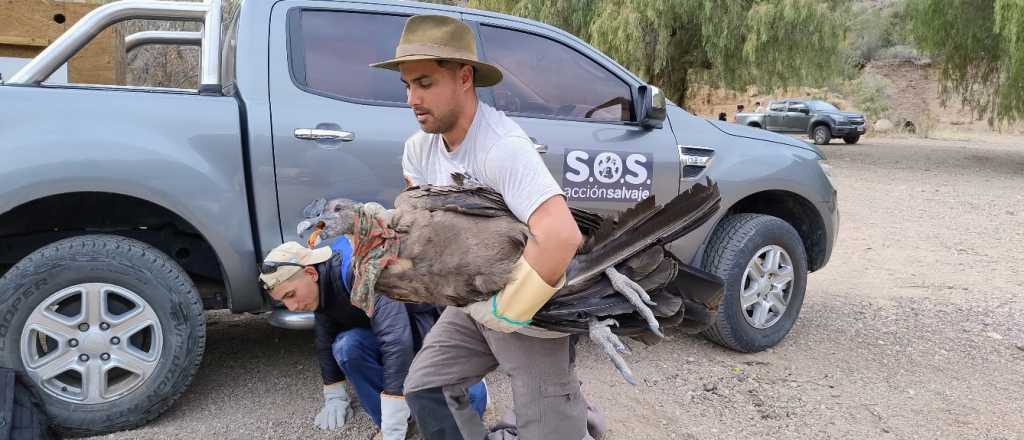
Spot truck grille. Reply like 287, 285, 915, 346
849, 117, 865, 126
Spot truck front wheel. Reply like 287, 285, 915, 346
0, 235, 206, 436
843, 135, 860, 144
812, 125, 831, 145
700, 214, 808, 352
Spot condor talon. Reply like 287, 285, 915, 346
605, 267, 664, 339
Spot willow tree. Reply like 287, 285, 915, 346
905, 0, 1024, 124
469, 0, 848, 107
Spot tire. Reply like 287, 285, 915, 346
812, 125, 831, 145
843, 135, 860, 144
1, 368, 60, 439
700, 214, 808, 352
0, 235, 206, 436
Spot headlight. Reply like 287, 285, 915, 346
818, 159, 837, 190
829, 115, 848, 124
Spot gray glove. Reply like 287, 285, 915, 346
380, 393, 411, 440
314, 382, 352, 431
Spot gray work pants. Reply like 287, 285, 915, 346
404, 307, 589, 440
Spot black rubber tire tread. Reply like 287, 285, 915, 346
1, 368, 60, 439
843, 135, 860, 144
0, 235, 206, 437
699, 214, 808, 353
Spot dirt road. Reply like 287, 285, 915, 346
91, 135, 1024, 440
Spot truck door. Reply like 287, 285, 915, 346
267, 2, 456, 243
786, 100, 812, 132
465, 16, 679, 216
766, 101, 788, 131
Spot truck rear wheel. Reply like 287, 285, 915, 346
0, 235, 206, 436
812, 125, 831, 145
700, 214, 808, 352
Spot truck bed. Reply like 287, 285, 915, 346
0, 84, 261, 311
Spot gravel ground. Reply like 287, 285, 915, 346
89, 135, 1024, 440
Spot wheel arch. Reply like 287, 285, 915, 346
808, 119, 832, 137
0, 191, 232, 309
711, 189, 829, 272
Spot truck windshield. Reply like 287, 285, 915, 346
811, 101, 840, 112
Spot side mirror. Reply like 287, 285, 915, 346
638, 85, 666, 129
797, 107, 810, 115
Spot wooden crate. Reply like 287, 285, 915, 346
0, 0, 125, 85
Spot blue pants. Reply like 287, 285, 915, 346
331, 327, 488, 427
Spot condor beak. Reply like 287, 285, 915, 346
297, 220, 326, 248
308, 235, 323, 248
297, 219, 316, 237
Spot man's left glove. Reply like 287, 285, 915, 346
380, 393, 411, 440
463, 256, 564, 333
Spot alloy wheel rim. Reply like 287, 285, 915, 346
20, 283, 163, 404
739, 245, 794, 329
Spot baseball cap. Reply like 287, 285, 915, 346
259, 242, 332, 290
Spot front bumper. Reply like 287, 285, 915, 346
269, 308, 315, 330
832, 124, 866, 137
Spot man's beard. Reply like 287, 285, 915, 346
422, 105, 460, 134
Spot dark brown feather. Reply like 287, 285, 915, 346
565, 178, 720, 287
545, 257, 678, 308
580, 196, 658, 253
374, 198, 528, 306
398, 184, 511, 218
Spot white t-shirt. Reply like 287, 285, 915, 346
402, 101, 564, 224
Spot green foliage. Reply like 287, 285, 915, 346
470, 0, 600, 41
845, 1, 910, 66
906, 0, 1024, 123
467, 0, 850, 106
737, 1, 848, 92
846, 73, 893, 120
994, 0, 1024, 123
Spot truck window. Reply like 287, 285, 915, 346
811, 101, 840, 112
292, 10, 407, 104
477, 25, 634, 122
769, 102, 786, 112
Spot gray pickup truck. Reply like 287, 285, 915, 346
0, 0, 838, 435
737, 99, 867, 145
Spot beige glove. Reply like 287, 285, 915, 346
463, 256, 564, 333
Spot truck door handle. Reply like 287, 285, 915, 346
294, 128, 354, 142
